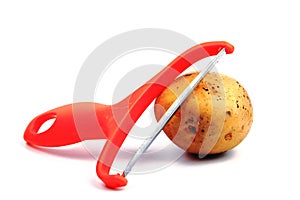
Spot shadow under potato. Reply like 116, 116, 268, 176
178, 150, 236, 165
189, 151, 228, 160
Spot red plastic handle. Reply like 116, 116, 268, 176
24, 103, 111, 147
96, 41, 234, 188
24, 41, 234, 189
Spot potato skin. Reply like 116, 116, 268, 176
154, 73, 253, 155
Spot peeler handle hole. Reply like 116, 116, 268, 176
37, 116, 56, 134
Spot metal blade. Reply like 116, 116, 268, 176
123, 48, 226, 177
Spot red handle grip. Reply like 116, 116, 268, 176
24, 103, 110, 147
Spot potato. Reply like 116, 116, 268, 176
154, 72, 253, 155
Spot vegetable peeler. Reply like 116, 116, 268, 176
24, 41, 234, 188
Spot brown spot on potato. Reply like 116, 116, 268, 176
226, 111, 232, 117
225, 133, 233, 141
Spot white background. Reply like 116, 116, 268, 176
1, 0, 299, 199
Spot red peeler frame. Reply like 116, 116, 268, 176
24, 41, 234, 188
